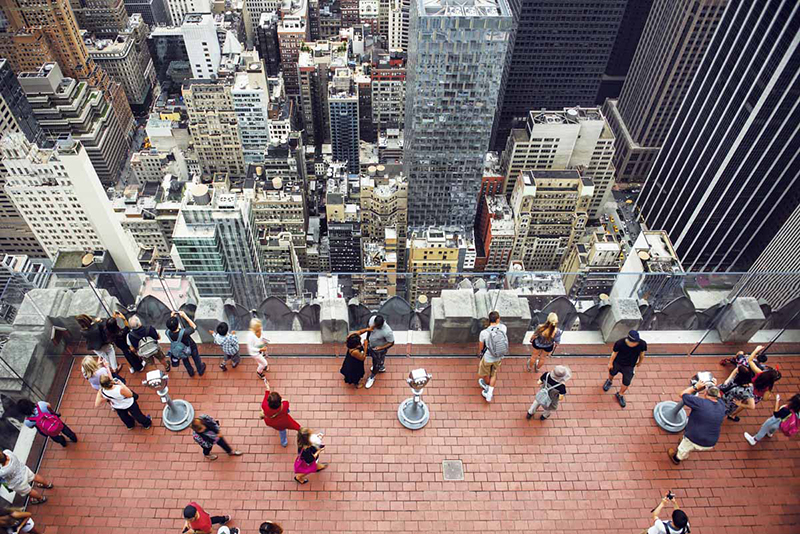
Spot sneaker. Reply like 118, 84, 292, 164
615, 392, 626, 408
744, 432, 757, 446
602, 379, 612, 392
377, 367, 387, 373
143, 416, 153, 430
219, 362, 227, 372
481, 389, 492, 402
767, 431, 775, 438
478, 378, 488, 390
221, 515, 231, 525
198, 363, 207, 376
526, 412, 533, 420
129, 367, 136, 374
365, 376, 375, 389
540, 413, 550, 420
667, 448, 680, 465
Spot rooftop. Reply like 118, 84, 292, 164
418, 0, 510, 18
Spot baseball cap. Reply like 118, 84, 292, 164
627, 330, 640, 342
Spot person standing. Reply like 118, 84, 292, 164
182, 502, 230, 534
191, 415, 243, 461
95, 375, 152, 430
166, 310, 205, 377
477, 311, 508, 403
668, 381, 726, 464
259, 379, 301, 447
81, 355, 114, 391
745, 393, 800, 446
0, 450, 52, 505
105, 312, 143, 374
720, 365, 756, 421
647, 495, 690, 534
603, 330, 647, 408
247, 319, 270, 379
76, 314, 119, 373
340, 333, 366, 387
362, 315, 395, 390
527, 313, 562, 372
210, 322, 241, 372
17, 399, 78, 448
526, 365, 571, 420
127, 315, 170, 372
293, 427, 327, 484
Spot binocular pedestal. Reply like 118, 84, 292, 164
398, 369, 432, 430
143, 370, 194, 431
653, 400, 688, 432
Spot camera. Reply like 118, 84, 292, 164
666, 490, 675, 501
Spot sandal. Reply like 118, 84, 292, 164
205, 454, 219, 461
35, 482, 54, 489
29, 496, 47, 505
294, 476, 308, 484
534, 359, 541, 371
727, 415, 740, 422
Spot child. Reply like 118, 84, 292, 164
209, 322, 241, 372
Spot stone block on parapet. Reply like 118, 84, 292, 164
716, 297, 766, 343
0, 331, 62, 396
430, 289, 477, 344
320, 298, 349, 343
474, 290, 532, 344
600, 298, 642, 343
194, 298, 226, 344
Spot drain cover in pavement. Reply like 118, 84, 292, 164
442, 460, 464, 481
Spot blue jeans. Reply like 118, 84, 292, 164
278, 407, 291, 447
754, 415, 782, 441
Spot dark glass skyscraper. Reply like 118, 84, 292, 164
492, 0, 627, 151
638, 0, 800, 272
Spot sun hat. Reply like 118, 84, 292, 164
551, 365, 572, 382
546, 312, 558, 324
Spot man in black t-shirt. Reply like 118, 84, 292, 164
602, 330, 647, 408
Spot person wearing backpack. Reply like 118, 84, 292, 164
166, 310, 205, 377
105, 311, 144, 374
526, 365, 571, 420
17, 399, 77, 448
477, 311, 508, 403
744, 393, 800, 446
127, 315, 170, 372
646, 494, 690, 533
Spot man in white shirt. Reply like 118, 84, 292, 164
477, 311, 508, 403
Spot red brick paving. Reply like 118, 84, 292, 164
30, 350, 800, 534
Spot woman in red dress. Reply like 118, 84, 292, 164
259, 378, 301, 447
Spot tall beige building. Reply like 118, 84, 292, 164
360, 169, 407, 265
560, 231, 621, 299
182, 79, 246, 178
603, 0, 727, 183
500, 107, 616, 219
510, 170, 593, 271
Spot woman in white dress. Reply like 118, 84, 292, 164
247, 318, 270, 378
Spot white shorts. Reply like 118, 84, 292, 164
13, 466, 36, 496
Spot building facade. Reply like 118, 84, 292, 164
404, 0, 512, 227
603, 0, 727, 184
19, 63, 130, 186
277, 0, 309, 96
69, 0, 129, 37
328, 69, 360, 174
492, 0, 627, 151
256, 12, 281, 76
123, 0, 171, 27
637, 0, 800, 272
500, 107, 616, 219
510, 170, 592, 271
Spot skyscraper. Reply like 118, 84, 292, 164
603, 0, 727, 184
596, 0, 654, 103
492, 0, 627, 151
328, 68, 360, 174
637, 0, 800, 272
69, 0, 129, 37
404, 0, 512, 227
